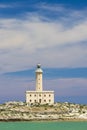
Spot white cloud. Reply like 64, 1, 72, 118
0, 18, 87, 49
36, 3, 65, 12
43, 78, 87, 96
0, 76, 86, 99
0, 4, 12, 8
0, 7, 87, 73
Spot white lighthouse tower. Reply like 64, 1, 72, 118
26, 64, 54, 105
36, 64, 43, 91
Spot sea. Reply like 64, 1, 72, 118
0, 121, 87, 130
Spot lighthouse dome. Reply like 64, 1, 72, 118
35, 64, 43, 73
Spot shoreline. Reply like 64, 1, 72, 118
0, 118, 87, 122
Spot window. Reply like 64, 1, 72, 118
30, 94, 32, 97
34, 100, 36, 103
44, 95, 46, 97
49, 94, 51, 97
44, 100, 46, 102
30, 100, 32, 102
34, 95, 36, 97
39, 94, 41, 97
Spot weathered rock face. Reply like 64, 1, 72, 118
0, 101, 87, 121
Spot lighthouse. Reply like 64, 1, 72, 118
35, 64, 43, 91
26, 64, 54, 105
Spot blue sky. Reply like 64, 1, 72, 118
0, 0, 87, 104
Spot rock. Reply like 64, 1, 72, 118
0, 101, 87, 121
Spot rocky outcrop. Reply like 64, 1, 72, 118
0, 101, 87, 121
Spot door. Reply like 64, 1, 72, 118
39, 99, 41, 103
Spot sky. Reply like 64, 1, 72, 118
0, 0, 87, 104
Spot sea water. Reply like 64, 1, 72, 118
0, 121, 87, 130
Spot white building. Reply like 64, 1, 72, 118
26, 64, 54, 105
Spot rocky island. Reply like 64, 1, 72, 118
0, 101, 87, 121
